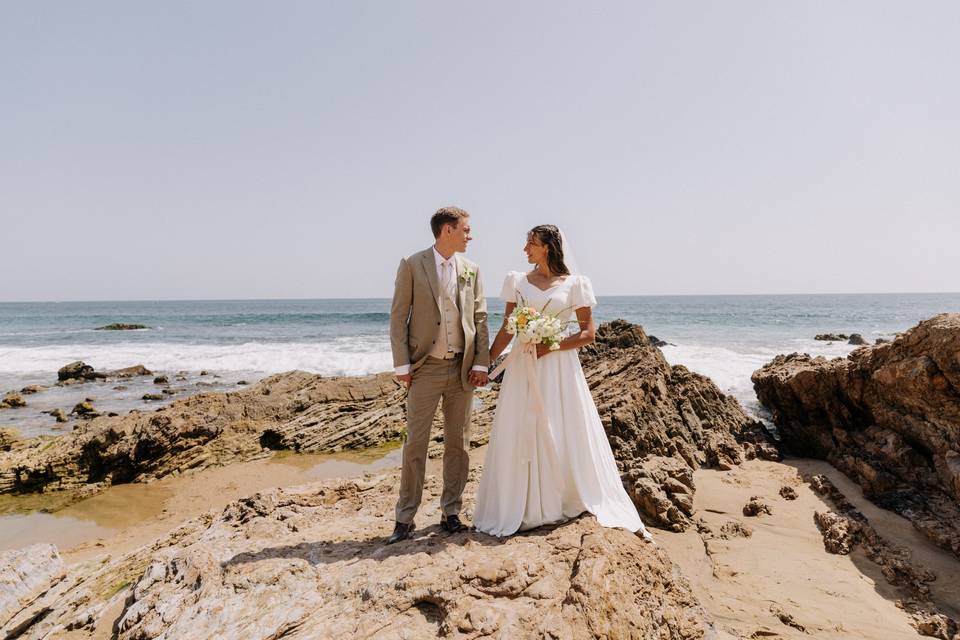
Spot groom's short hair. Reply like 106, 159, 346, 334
431, 206, 470, 238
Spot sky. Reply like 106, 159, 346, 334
1, 1, 958, 301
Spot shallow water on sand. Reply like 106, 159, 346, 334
0, 446, 402, 554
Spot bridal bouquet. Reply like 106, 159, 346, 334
505, 298, 569, 351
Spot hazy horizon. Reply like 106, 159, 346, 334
3, 290, 960, 305
2, 2, 958, 302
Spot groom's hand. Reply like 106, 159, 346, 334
396, 373, 412, 388
468, 370, 489, 387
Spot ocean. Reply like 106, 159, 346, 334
2, 293, 959, 438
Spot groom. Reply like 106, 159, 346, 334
387, 206, 491, 544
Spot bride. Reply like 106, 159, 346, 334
473, 225, 653, 542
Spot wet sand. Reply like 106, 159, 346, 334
656, 458, 960, 639
0, 443, 402, 561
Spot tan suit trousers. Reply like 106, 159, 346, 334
395, 355, 473, 524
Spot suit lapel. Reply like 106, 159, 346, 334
421, 249, 442, 311
455, 255, 468, 314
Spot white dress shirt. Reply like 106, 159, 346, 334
395, 247, 487, 376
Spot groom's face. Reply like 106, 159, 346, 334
446, 218, 472, 253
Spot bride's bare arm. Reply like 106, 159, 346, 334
537, 306, 596, 357
488, 302, 517, 362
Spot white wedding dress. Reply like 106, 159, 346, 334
473, 271, 652, 539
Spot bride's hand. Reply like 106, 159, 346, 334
535, 343, 553, 358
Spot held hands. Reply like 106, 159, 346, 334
468, 370, 489, 387
535, 343, 556, 359
396, 373, 412, 388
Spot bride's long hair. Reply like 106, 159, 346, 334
529, 225, 570, 276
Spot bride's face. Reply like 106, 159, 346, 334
524, 233, 548, 265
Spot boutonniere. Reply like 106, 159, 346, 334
459, 267, 476, 285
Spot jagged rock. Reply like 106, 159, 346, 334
95, 323, 149, 330
44, 408, 68, 423
141, 394, 164, 401
57, 361, 100, 382
779, 485, 798, 500
742, 497, 772, 517
70, 402, 99, 419
847, 333, 867, 345
0, 544, 65, 629
105, 365, 153, 378
153, 375, 168, 385
813, 510, 857, 554
807, 474, 956, 636
19, 385, 47, 395
753, 313, 960, 558
583, 321, 778, 530
0, 428, 20, 452
113, 475, 710, 640
1, 392, 26, 409
719, 521, 753, 538
0, 474, 714, 640
814, 333, 849, 341
0, 321, 775, 529
875, 338, 890, 345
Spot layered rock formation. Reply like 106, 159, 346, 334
0, 372, 412, 499
0, 544, 65, 632
752, 313, 960, 558
2, 473, 715, 640
1, 321, 775, 535
583, 320, 778, 531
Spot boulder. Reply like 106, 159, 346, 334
19, 385, 47, 395
43, 408, 68, 423
95, 323, 149, 331
153, 375, 168, 385
753, 313, 960, 558
0, 392, 26, 409
57, 361, 100, 383
814, 333, 848, 341
70, 402, 100, 419
105, 365, 153, 378
847, 333, 867, 345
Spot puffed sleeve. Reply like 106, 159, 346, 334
499, 271, 520, 302
571, 275, 597, 309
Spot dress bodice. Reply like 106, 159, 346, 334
500, 271, 596, 322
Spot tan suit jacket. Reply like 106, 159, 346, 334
390, 247, 491, 390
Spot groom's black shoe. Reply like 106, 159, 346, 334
440, 514, 466, 533
386, 521, 415, 545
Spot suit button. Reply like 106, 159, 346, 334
437, 321, 441, 325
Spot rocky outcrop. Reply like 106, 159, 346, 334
0, 428, 20, 452
0, 544, 65, 631
0, 371, 413, 498
808, 474, 958, 639
815, 333, 849, 341
584, 321, 779, 531
106, 365, 153, 378
847, 333, 867, 345
0, 392, 26, 409
19, 385, 47, 395
56, 361, 152, 385
2, 473, 714, 640
95, 323, 149, 331
57, 361, 99, 383
1, 321, 775, 533
752, 313, 960, 558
